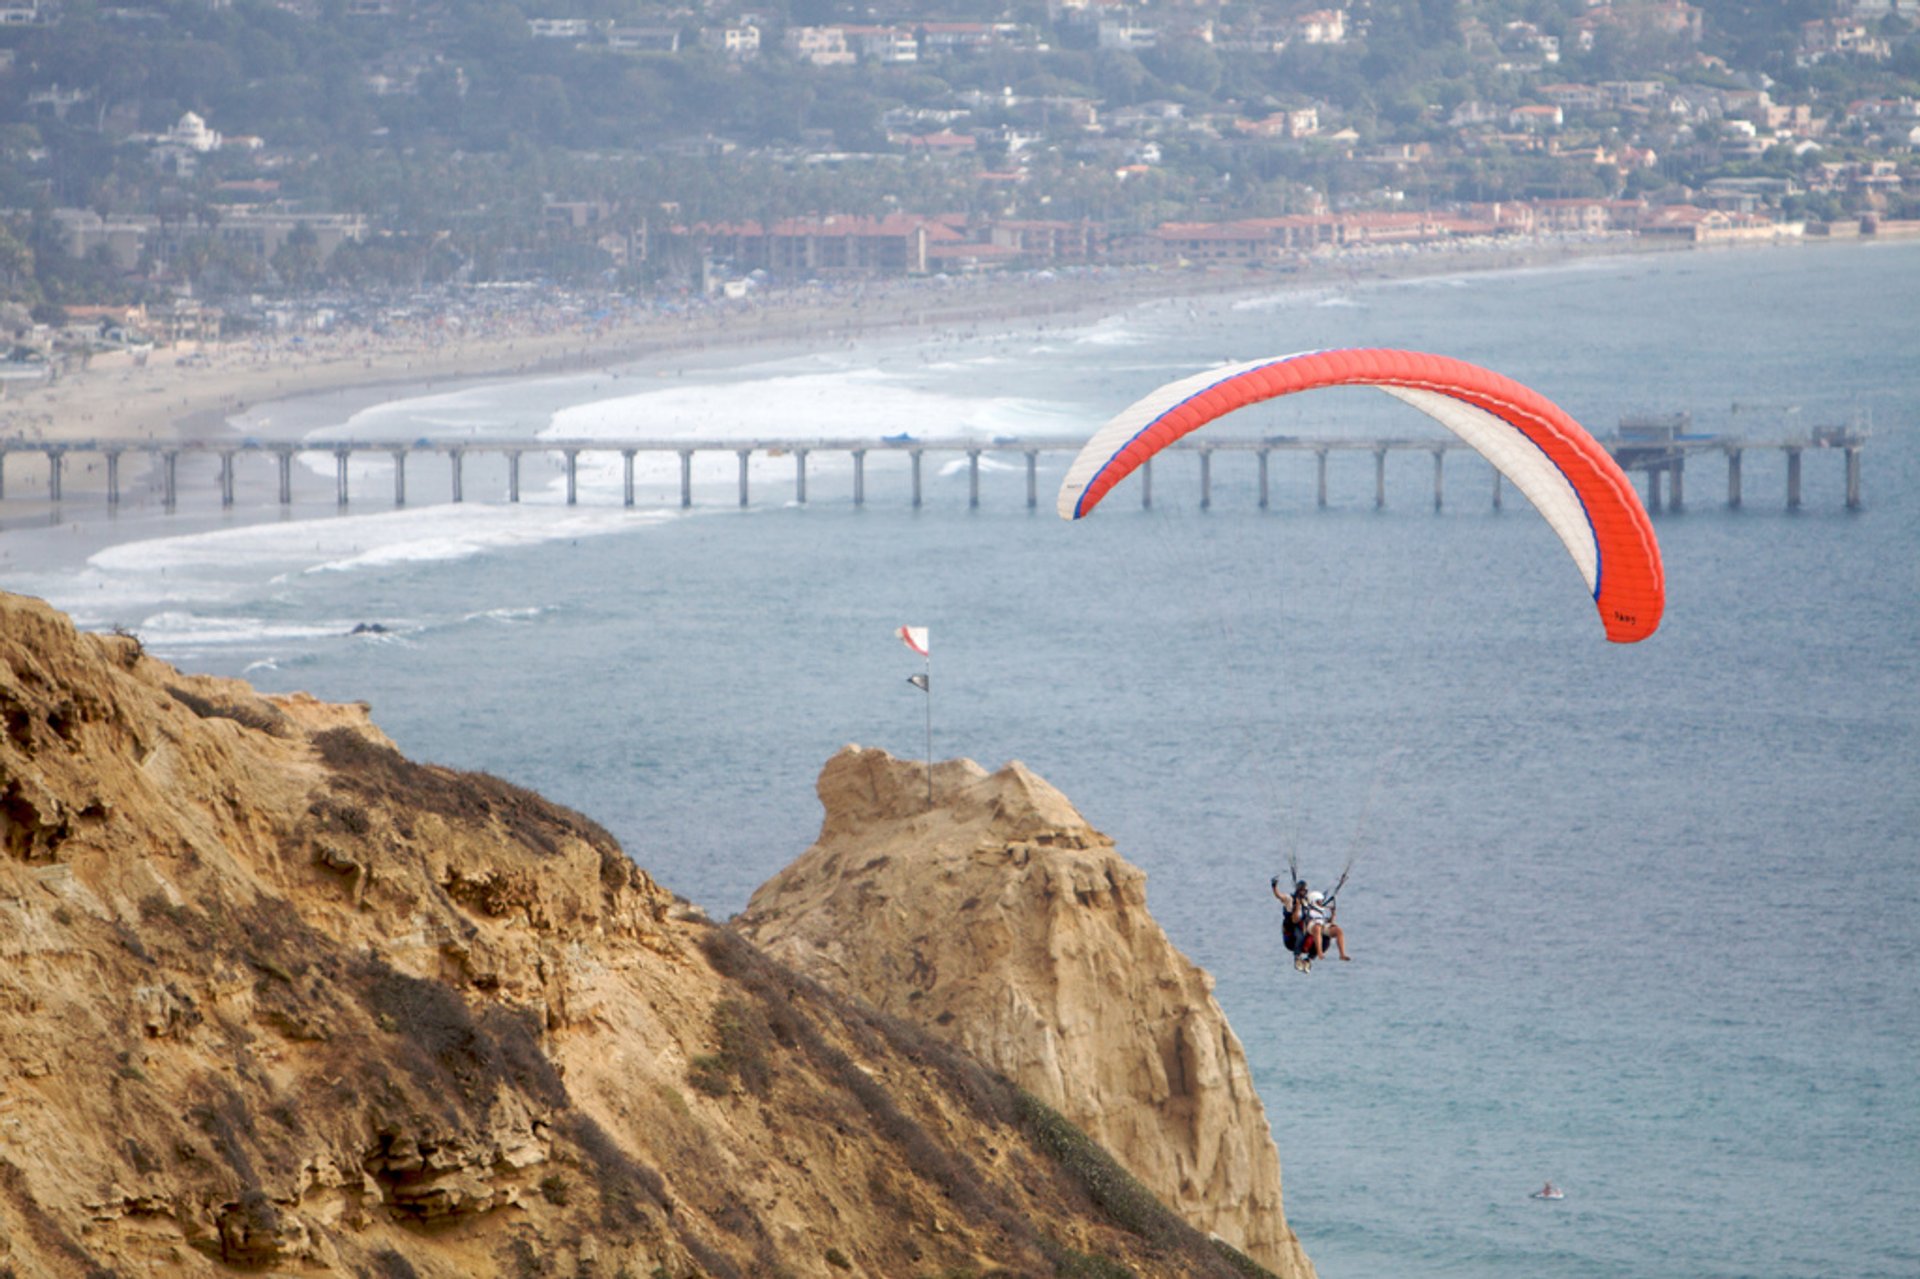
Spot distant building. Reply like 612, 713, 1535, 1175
1508, 104, 1565, 131
699, 24, 760, 59
1540, 83, 1606, 113
1097, 21, 1156, 50
784, 26, 855, 65
48, 208, 367, 271
1500, 20, 1559, 65
26, 86, 90, 121
1798, 17, 1891, 63
987, 219, 1101, 263
841, 25, 917, 63
1844, 0, 1920, 16
1639, 205, 1794, 242
0, 0, 53, 25
899, 130, 977, 156
1601, 80, 1666, 107
915, 22, 1017, 55
544, 199, 617, 230
1531, 198, 1615, 233
198, 212, 368, 263
527, 17, 593, 39
52, 210, 154, 272
1237, 107, 1320, 139
166, 112, 221, 152
607, 25, 679, 52
1291, 8, 1347, 44
1450, 101, 1504, 127
692, 215, 963, 276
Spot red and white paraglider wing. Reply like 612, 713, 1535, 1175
1055, 348, 1664, 643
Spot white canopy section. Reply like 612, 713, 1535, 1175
1379, 385, 1599, 594
1056, 357, 1285, 520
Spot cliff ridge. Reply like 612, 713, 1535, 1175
741, 745, 1314, 1279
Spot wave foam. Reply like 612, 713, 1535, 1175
546, 367, 1072, 445
89, 504, 674, 582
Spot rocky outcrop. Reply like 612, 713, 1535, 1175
0, 590, 1286, 1278
740, 746, 1316, 1279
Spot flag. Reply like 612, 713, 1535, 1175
897, 625, 929, 657
907, 673, 929, 692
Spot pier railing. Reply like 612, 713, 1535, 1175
0, 431, 1867, 512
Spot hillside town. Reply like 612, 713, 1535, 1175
2, 0, 1918, 359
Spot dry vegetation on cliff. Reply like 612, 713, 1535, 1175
0, 590, 1283, 1279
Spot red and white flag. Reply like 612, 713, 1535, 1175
896, 625, 929, 658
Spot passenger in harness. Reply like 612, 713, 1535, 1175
1271, 875, 1353, 971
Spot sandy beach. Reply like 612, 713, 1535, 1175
0, 230, 1732, 487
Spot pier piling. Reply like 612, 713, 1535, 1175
1024, 450, 1037, 510
910, 449, 923, 508
967, 449, 980, 509
1199, 448, 1213, 511
45, 450, 61, 503
219, 451, 234, 508
1373, 448, 1387, 510
508, 451, 522, 503
1492, 469, 1502, 511
1845, 446, 1862, 510
1258, 449, 1270, 510
1316, 449, 1329, 509
1645, 468, 1662, 513
275, 451, 291, 505
1141, 457, 1153, 510
1786, 447, 1802, 511
1726, 448, 1742, 509
105, 451, 120, 507
1669, 457, 1685, 513
449, 449, 464, 504
1431, 449, 1444, 512
163, 452, 178, 509
795, 449, 809, 505
737, 449, 751, 508
565, 449, 580, 506
854, 449, 868, 507
335, 449, 350, 507
392, 450, 406, 506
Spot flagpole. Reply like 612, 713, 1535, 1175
897, 625, 934, 811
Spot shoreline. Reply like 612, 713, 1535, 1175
0, 232, 1713, 459
0, 227, 1856, 508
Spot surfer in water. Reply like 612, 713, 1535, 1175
1533, 1182, 1564, 1200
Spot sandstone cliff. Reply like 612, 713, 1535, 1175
0, 590, 1283, 1278
739, 747, 1314, 1279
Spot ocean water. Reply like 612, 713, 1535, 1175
5, 243, 1918, 1278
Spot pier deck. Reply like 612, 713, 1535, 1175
0, 431, 1868, 513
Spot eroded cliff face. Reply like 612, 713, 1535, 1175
0, 591, 1283, 1279
739, 746, 1316, 1279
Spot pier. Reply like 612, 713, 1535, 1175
0, 429, 1868, 513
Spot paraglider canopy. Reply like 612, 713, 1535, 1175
1057, 348, 1664, 643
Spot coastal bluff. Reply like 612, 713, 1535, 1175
739, 746, 1314, 1279
0, 589, 1289, 1278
